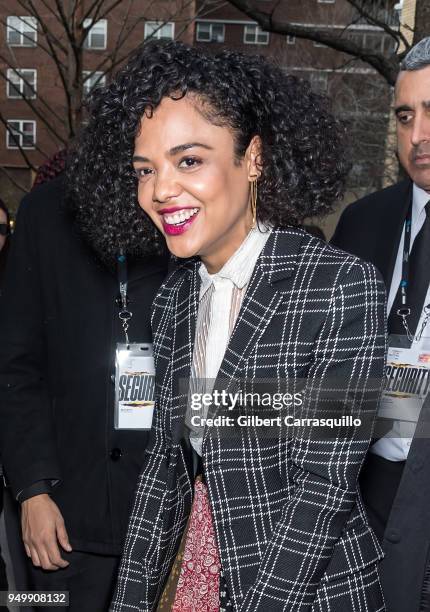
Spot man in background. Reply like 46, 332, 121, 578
332, 36, 430, 612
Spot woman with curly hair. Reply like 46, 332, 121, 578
69, 41, 386, 611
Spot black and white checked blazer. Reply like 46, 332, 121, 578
111, 227, 387, 612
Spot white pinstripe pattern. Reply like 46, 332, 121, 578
111, 227, 387, 612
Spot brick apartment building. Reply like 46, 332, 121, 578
0, 0, 399, 213
0, 0, 196, 210
195, 0, 399, 190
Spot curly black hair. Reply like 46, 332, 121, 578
67, 40, 349, 268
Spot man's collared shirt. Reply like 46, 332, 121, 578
372, 183, 430, 462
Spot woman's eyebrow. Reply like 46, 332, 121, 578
132, 142, 213, 163
168, 142, 214, 155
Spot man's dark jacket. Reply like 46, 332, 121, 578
0, 176, 168, 555
332, 178, 430, 612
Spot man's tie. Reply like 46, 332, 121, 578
388, 201, 430, 337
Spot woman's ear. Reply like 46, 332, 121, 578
246, 135, 263, 180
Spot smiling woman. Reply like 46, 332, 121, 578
69, 42, 387, 612
132, 96, 262, 270
67, 40, 348, 269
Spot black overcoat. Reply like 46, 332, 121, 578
0, 176, 168, 555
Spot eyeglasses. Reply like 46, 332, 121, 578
0, 223, 9, 236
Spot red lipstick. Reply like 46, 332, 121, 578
161, 209, 200, 236
163, 216, 197, 235
158, 206, 197, 214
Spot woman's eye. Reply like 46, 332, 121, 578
135, 167, 153, 181
178, 157, 201, 169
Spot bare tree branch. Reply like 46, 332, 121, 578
80, 0, 108, 27
0, 164, 30, 194
15, 1, 69, 54
89, 0, 196, 79
92, 0, 126, 26
0, 54, 68, 126
0, 0, 211, 172
87, 3, 150, 76
105, 0, 134, 68
346, 0, 409, 49
53, 0, 75, 46
227, 0, 401, 85
0, 13, 66, 57
32, 0, 65, 31
0, 114, 44, 173
0, 67, 67, 145
413, 0, 430, 45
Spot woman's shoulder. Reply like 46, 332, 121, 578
272, 226, 384, 288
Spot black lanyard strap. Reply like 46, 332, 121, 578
395, 202, 430, 342
117, 254, 133, 346
397, 202, 413, 317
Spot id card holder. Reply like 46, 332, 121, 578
388, 333, 413, 349
380, 336, 428, 423
114, 343, 155, 430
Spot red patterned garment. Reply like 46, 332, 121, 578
172, 478, 221, 612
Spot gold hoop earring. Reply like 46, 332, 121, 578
250, 179, 258, 229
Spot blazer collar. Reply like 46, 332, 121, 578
171, 225, 306, 284
168, 226, 306, 445
259, 226, 307, 288
199, 225, 272, 295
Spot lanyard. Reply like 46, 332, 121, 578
117, 254, 133, 347
396, 203, 430, 342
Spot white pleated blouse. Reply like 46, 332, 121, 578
187, 225, 272, 456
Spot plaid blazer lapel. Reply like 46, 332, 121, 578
169, 229, 305, 445
210, 227, 306, 394
169, 259, 201, 445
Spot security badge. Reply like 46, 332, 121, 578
379, 334, 430, 434
114, 343, 155, 430
114, 255, 155, 430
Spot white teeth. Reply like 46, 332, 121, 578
163, 208, 199, 226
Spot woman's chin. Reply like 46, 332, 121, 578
166, 238, 200, 260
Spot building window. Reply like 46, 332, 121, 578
384, 35, 397, 54
7, 69, 37, 99
83, 71, 106, 96
83, 19, 107, 49
6, 120, 36, 149
363, 32, 384, 53
144, 21, 174, 40
310, 72, 328, 93
196, 22, 225, 43
6, 16, 37, 47
287, 35, 296, 45
243, 24, 269, 45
